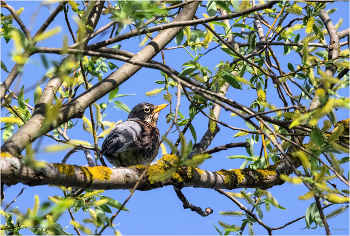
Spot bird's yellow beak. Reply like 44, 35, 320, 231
153, 104, 168, 113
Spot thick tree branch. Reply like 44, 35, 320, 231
0, 155, 293, 191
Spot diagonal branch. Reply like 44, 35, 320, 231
215, 189, 272, 235
1, 1, 32, 39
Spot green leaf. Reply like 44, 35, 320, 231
98, 203, 112, 213
227, 155, 254, 161
229, 33, 244, 41
210, 222, 222, 235
249, 34, 256, 50
240, 160, 248, 169
339, 156, 349, 164
311, 128, 324, 147
207, 0, 217, 17
108, 61, 117, 70
221, 47, 236, 57
232, 24, 256, 32
265, 202, 270, 212
276, 204, 287, 210
113, 101, 131, 113
114, 94, 136, 98
1, 60, 9, 73
314, 210, 324, 227
175, 30, 184, 45
189, 124, 197, 143
108, 87, 119, 102
294, 34, 300, 43
315, 51, 328, 60
284, 45, 292, 55
17, 85, 26, 110
244, 120, 255, 131
287, 63, 295, 72
34, 85, 42, 105
215, 1, 231, 13
305, 203, 316, 229
178, 66, 197, 77
52, 223, 72, 235
101, 196, 130, 212
223, 227, 238, 232
100, 62, 108, 73
313, 24, 319, 36
329, 110, 336, 124
189, 105, 196, 120
40, 54, 49, 69
221, 71, 242, 89
211, 21, 228, 28
256, 204, 263, 219
245, 138, 254, 157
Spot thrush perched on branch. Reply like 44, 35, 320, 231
101, 102, 168, 167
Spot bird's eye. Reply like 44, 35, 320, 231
144, 107, 150, 113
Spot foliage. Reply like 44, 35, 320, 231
1, 0, 349, 235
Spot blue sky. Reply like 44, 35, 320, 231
1, 1, 349, 235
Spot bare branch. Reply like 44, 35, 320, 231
174, 186, 213, 217
199, 142, 250, 155
3, 187, 25, 211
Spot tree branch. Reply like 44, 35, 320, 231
174, 186, 213, 217
0, 155, 291, 191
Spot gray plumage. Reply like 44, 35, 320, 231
101, 102, 167, 167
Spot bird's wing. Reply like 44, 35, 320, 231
101, 120, 142, 157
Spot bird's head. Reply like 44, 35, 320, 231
127, 102, 168, 126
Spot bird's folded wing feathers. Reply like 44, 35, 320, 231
101, 120, 142, 156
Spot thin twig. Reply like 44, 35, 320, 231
4, 188, 26, 211
270, 204, 333, 231
199, 142, 249, 155
64, 5, 77, 43
165, 0, 195, 10
246, 105, 299, 119
79, 60, 103, 166
215, 189, 272, 235
62, 146, 83, 164
63, 192, 81, 235
315, 196, 331, 235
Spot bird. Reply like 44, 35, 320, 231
101, 102, 168, 167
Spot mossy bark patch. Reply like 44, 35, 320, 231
147, 154, 179, 183
80, 166, 112, 181
216, 169, 245, 188
54, 163, 75, 177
